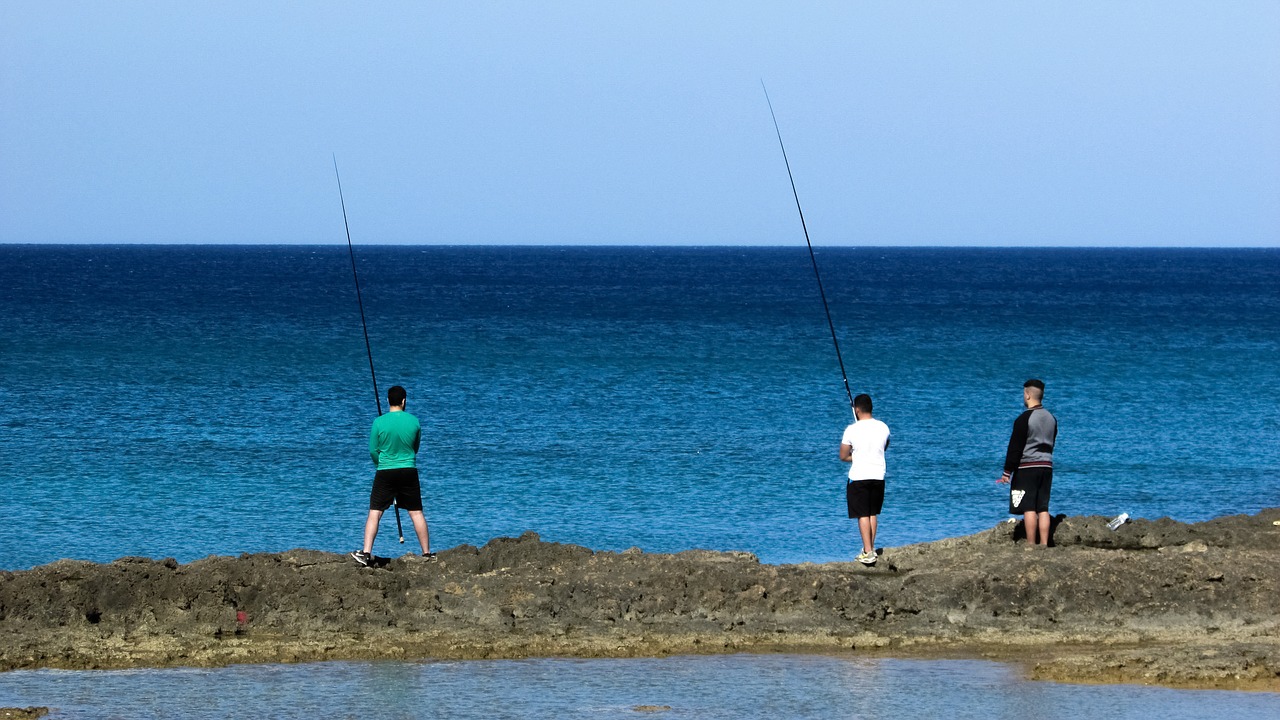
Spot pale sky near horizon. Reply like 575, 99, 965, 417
2, 2, 1277, 246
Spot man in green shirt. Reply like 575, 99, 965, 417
351, 385, 433, 565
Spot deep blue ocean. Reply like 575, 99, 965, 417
2, 245, 1278, 572
2, 245, 1279, 716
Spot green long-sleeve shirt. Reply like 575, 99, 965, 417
369, 410, 421, 470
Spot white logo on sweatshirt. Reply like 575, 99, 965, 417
1011, 489, 1026, 507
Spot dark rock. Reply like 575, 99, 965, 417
1, 509, 1277, 691
0, 708, 49, 720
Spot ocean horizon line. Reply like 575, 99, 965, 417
2, 242, 1278, 250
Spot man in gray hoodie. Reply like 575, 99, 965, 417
997, 379, 1058, 545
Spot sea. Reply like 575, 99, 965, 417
1, 245, 1278, 717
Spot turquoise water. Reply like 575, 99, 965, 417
2, 246, 1278, 714
0, 655, 1276, 719
1, 246, 1278, 570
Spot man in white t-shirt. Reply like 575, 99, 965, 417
840, 393, 891, 565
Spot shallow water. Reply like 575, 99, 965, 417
1, 655, 1276, 720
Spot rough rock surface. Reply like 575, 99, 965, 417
0, 709, 48, 720
1, 510, 1277, 690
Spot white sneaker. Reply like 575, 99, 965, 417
856, 550, 876, 565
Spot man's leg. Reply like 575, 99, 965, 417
408, 510, 431, 554
1021, 511, 1051, 545
1022, 511, 1040, 544
868, 514, 878, 552
1036, 511, 1050, 546
857, 516, 874, 554
362, 509, 384, 554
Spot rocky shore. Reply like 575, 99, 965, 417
1, 510, 1276, 691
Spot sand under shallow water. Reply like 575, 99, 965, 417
1, 510, 1277, 691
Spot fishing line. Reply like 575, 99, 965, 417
333, 154, 405, 543
761, 82, 856, 413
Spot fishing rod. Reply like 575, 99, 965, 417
333, 154, 404, 543
761, 82, 856, 415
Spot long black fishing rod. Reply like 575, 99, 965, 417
333, 154, 404, 544
761, 82, 856, 414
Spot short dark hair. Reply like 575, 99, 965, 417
387, 385, 407, 406
1023, 379, 1045, 391
853, 393, 873, 414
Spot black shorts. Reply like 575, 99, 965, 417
369, 467, 423, 512
846, 479, 885, 518
1009, 467, 1052, 514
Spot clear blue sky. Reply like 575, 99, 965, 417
2, 2, 1277, 246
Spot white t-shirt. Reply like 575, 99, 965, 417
841, 418, 891, 481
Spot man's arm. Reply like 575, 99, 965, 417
369, 424, 380, 466
998, 411, 1029, 482
840, 443, 852, 462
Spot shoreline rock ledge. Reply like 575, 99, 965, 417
1, 510, 1277, 691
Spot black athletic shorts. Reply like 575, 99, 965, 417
1009, 466, 1052, 514
846, 479, 885, 518
369, 467, 423, 512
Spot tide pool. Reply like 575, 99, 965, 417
1, 655, 1276, 720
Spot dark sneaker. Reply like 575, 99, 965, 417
422, 552, 437, 561
350, 550, 373, 567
